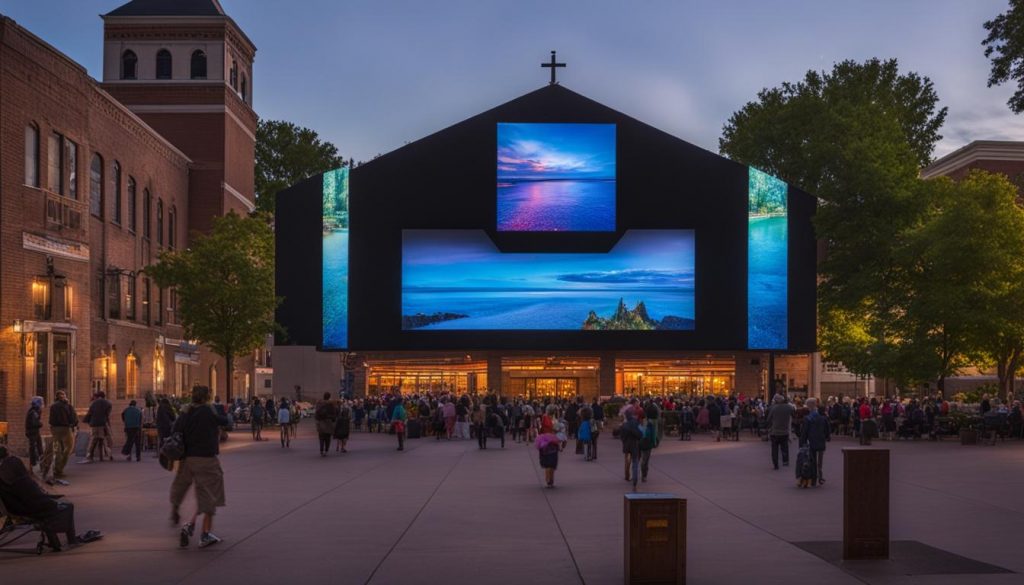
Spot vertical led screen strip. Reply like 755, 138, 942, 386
747, 167, 788, 349
497, 123, 616, 232
322, 167, 349, 349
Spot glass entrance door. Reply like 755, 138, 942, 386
32, 332, 72, 404
52, 333, 70, 400
525, 378, 578, 400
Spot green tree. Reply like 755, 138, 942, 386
720, 58, 944, 385
146, 212, 278, 401
983, 0, 1024, 114
255, 120, 344, 214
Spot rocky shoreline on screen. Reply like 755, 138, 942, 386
402, 312, 469, 329
582, 298, 693, 331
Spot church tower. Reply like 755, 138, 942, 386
100, 0, 257, 234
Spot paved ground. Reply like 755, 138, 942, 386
2, 424, 1023, 585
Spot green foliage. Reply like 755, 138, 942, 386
983, 0, 1024, 114
721, 58, 944, 384
146, 212, 278, 399
322, 167, 349, 229
255, 120, 345, 215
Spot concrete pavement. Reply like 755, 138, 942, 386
2, 424, 1022, 585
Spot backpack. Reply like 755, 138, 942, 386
640, 421, 658, 450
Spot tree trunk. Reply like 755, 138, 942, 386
225, 351, 234, 403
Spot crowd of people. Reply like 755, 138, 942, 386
6, 385, 1024, 554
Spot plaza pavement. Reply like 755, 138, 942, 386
2, 423, 1023, 585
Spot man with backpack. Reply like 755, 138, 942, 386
167, 385, 230, 549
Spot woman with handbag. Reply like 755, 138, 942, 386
314, 393, 338, 457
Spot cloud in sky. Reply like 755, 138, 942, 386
497, 123, 616, 180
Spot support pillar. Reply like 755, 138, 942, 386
599, 352, 616, 397
487, 353, 502, 396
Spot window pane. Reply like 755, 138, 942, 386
127, 177, 137, 232
168, 207, 176, 249
126, 276, 136, 320
113, 163, 122, 224
191, 50, 207, 79
66, 138, 77, 200
156, 199, 164, 244
156, 49, 172, 80
25, 125, 39, 187
90, 155, 103, 217
122, 50, 137, 80
108, 274, 121, 320
143, 190, 151, 238
47, 133, 62, 194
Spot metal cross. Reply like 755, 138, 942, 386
541, 50, 566, 85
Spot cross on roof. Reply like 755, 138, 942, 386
541, 50, 566, 85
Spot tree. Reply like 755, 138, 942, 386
255, 120, 345, 214
146, 212, 278, 401
983, 0, 1024, 114
720, 58, 945, 385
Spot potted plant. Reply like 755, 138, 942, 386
951, 412, 978, 445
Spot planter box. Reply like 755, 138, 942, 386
960, 429, 978, 445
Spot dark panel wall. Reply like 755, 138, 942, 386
276, 85, 817, 353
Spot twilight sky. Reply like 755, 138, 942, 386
498, 123, 615, 180
4, 0, 1022, 163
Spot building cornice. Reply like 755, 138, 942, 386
921, 141, 1024, 179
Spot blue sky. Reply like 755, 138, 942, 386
402, 230, 694, 290
498, 123, 615, 180
3, 0, 1021, 163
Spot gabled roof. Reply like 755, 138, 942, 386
105, 0, 225, 17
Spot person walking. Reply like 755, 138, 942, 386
334, 404, 351, 452
314, 393, 338, 457
250, 398, 265, 441
639, 412, 658, 483
121, 400, 143, 462
590, 399, 603, 460
392, 397, 408, 451
620, 408, 644, 491
25, 396, 44, 472
156, 398, 177, 450
765, 394, 795, 470
472, 404, 487, 449
536, 419, 560, 488
799, 398, 831, 487
40, 391, 77, 485
442, 398, 456, 440
278, 399, 292, 448
170, 385, 229, 548
84, 391, 113, 462
578, 402, 594, 461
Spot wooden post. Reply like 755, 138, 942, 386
624, 493, 686, 584
843, 448, 890, 560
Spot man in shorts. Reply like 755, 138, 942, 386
170, 385, 229, 548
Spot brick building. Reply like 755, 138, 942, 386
0, 0, 257, 450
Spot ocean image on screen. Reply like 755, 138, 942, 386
747, 167, 788, 349
323, 167, 349, 349
497, 123, 615, 232
402, 230, 694, 330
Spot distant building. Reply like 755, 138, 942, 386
0, 0, 258, 450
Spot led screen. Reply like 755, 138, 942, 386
747, 167, 788, 349
402, 230, 693, 330
322, 167, 349, 349
497, 123, 616, 231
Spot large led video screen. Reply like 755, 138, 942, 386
402, 230, 694, 330
322, 167, 349, 349
747, 167, 788, 349
497, 123, 616, 232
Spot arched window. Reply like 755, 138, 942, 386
143, 188, 151, 238
190, 49, 207, 79
24, 124, 39, 187
229, 59, 238, 89
168, 205, 177, 249
240, 74, 248, 103
90, 154, 103, 218
112, 161, 122, 224
156, 49, 172, 80
127, 176, 137, 232
121, 50, 137, 80
156, 198, 164, 245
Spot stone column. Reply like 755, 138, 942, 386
487, 354, 503, 396
599, 352, 616, 397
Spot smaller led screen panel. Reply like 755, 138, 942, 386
402, 229, 693, 331
747, 167, 788, 349
322, 167, 349, 349
497, 123, 616, 232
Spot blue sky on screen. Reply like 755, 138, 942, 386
402, 230, 693, 290
498, 123, 615, 181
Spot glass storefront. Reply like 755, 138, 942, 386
366, 360, 487, 395
617, 357, 735, 397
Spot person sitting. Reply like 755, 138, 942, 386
0, 446, 100, 551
